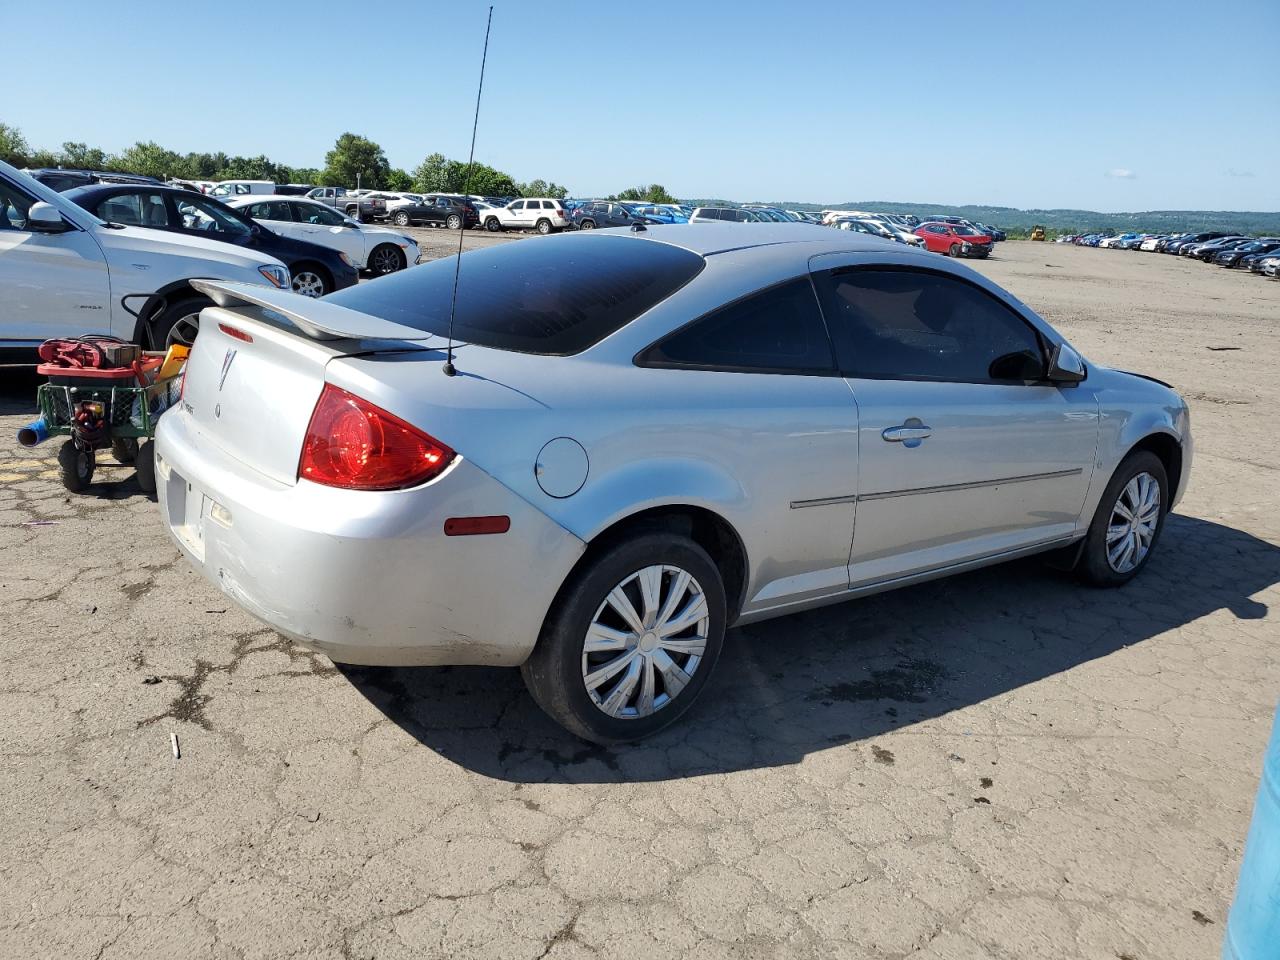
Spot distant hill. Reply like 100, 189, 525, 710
726, 200, 1280, 237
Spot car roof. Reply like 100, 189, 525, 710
592, 222, 901, 257
225, 194, 316, 205
63, 183, 203, 201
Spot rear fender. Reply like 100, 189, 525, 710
561, 457, 746, 545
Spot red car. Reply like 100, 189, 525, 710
913, 222, 993, 258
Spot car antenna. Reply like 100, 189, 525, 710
443, 4, 494, 378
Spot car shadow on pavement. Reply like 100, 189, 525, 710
341, 512, 1279, 783
1, 368, 40, 416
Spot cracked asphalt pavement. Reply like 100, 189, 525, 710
2, 241, 1278, 959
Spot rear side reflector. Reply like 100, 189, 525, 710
218, 323, 254, 343
299, 385, 455, 490
444, 516, 510, 536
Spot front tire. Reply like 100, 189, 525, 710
1077, 451, 1168, 586
58, 440, 94, 493
521, 533, 727, 744
135, 440, 156, 495
367, 244, 405, 276
948, 243, 961, 257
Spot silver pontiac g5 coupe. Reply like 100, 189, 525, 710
156, 224, 1192, 743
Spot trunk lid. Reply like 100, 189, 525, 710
180, 281, 435, 484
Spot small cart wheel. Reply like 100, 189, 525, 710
135, 440, 157, 495
58, 440, 95, 493
111, 437, 138, 464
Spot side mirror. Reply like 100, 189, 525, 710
27, 202, 71, 233
1046, 343, 1086, 384
343, 219, 361, 229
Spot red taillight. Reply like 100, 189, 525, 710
218, 323, 253, 343
298, 385, 455, 490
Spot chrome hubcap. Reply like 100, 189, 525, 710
582, 564, 709, 719
1106, 471, 1161, 573
292, 272, 325, 298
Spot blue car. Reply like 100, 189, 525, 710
623, 203, 688, 224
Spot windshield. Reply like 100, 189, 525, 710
953, 225, 979, 237
325, 234, 706, 355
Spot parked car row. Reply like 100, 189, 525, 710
1062, 230, 1280, 278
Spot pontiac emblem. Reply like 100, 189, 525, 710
219, 349, 237, 391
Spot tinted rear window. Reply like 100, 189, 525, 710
325, 234, 705, 355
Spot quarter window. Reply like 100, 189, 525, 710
639, 278, 835, 374
812, 268, 1047, 383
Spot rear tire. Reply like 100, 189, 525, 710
147, 295, 210, 350
135, 440, 156, 495
1077, 451, 1168, 587
535, 218, 552, 235
485, 217, 502, 232
58, 440, 94, 493
446, 213, 462, 230
290, 264, 331, 298
393, 210, 410, 227
521, 533, 727, 744
579, 219, 596, 230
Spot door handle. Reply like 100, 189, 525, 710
882, 421, 932, 446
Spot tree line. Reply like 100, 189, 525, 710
0, 123, 586, 199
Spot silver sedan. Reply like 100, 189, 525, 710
155, 224, 1192, 743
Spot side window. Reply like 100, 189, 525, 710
0, 180, 34, 230
812, 268, 1047, 383
296, 203, 343, 225
510, 200, 525, 210
248, 201, 291, 221
97, 193, 144, 227
638, 278, 835, 374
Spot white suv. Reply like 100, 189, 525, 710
0, 160, 290, 355
481, 198, 570, 234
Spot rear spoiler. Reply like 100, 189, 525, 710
190, 279, 433, 342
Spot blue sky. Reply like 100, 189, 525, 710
6, 0, 1277, 210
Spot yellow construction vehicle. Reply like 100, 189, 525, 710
1030, 225, 1046, 241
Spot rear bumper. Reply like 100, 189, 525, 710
154, 408, 586, 666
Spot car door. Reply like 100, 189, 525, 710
810, 260, 1100, 587
244, 199, 300, 240
636, 277, 860, 612
0, 176, 111, 345
507, 199, 529, 227
290, 202, 367, 266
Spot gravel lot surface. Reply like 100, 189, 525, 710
2, 239, 1277, 960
